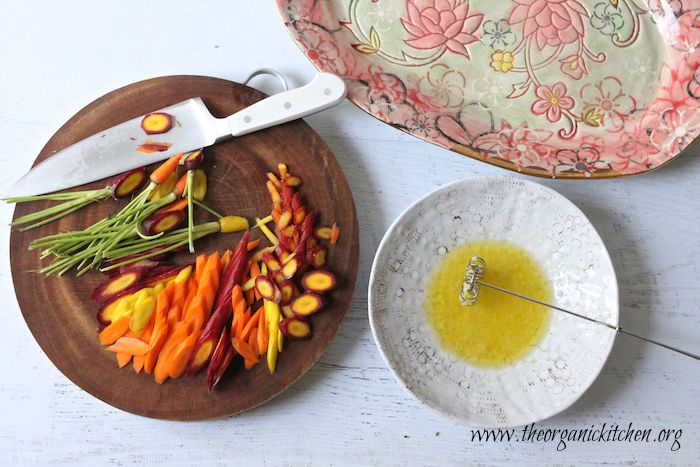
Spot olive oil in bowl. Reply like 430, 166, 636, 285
424, 240, 551, 368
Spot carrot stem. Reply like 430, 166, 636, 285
10, 189, 111, 230
192, 199, 222, 218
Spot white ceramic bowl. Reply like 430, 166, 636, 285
368, 176, 618, 427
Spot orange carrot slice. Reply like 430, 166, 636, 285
166, 330, 201, 379
140, 325, 153, 345
247, 327, 259, 357
144, 319, 168, 374
330, 223, 340, 245
150, 153, 182, 185
132, 354, 145, 373
154, 321, 192, 384
182, 278, 198, 316
98, 315, 131, 346
195, 254, 207, 284
240, 308, 261, 342
154, 282, 174, 323
245, 286, 255, 305
201, 252, 221, 313
184, 254, 220, 327
231, 337, 258, 363
173, 173, 188, 197
232, 300, 247, 341
246, 327, 260, 368
156, 198, 188, 215
116, 352, 132, 368
107, 337, 151, 356
167, 278, 189, 325
247, 239, 261, 251
220, 249, 233, 271
185, 295, 207, 331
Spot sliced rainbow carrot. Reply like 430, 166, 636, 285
107, 337, 151, 356
99, 315, 131, 346
150, 153, 182, 185
154, 321, 192, 384
116, 352, 132, 368
166, 330, 201, 379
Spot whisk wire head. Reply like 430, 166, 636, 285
459, 256, 486, 306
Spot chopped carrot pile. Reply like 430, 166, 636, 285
92, 162, 340, 388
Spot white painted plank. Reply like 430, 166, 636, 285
0, 1, 697, 465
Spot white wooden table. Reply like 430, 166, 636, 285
0, 1, 698, 465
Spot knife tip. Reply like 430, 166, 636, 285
4, 176, 36, 198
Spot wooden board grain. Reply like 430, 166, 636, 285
9, 75, 359, 420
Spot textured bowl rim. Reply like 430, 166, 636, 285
368, 175, 619, 428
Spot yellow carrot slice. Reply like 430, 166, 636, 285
149, 171, 178, 200
241, 276, 256, 292
265, 300, 281, 373
255, 217, 279, 246
277, 319, 284, 353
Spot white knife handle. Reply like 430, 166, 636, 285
226, 72, 347, 137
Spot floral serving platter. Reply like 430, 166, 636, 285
277, 0, 700, 178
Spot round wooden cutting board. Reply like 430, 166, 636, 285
9, 76, 359, 420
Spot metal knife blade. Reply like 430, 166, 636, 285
6, 72, 347, 197
6, 98, 223, 197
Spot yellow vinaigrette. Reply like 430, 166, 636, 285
424, 240, 551, 368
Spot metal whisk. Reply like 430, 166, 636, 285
460, 256, 699, 361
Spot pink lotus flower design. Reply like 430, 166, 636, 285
508, 0, 588, 50
401, 0, 484, 59
531, 82, 575, 122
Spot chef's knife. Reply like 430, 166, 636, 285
7, 72, 347, 197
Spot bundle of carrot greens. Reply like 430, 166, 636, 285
23, 150, 248, 276
3, 167, 149, 231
